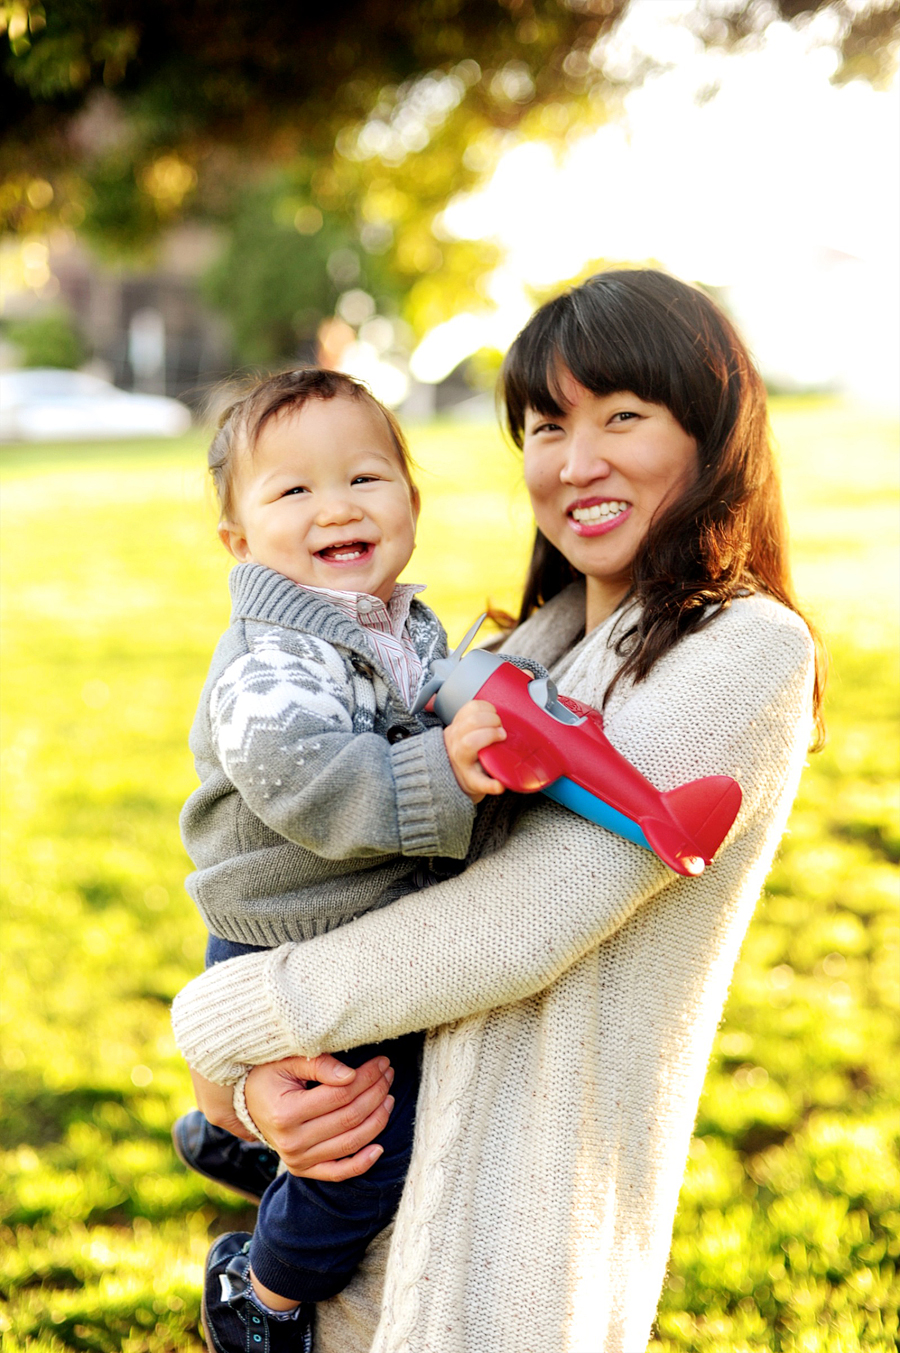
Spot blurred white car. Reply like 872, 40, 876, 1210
0, 368, 192, 441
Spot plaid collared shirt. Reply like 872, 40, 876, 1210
300, 582, 426, 709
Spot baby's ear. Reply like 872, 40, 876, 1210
218, 521, 252, 562
410, 484, 422, 521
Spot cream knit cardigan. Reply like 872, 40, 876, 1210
172, 585, 815, 1353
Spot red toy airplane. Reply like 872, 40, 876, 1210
414, 617, 742, 877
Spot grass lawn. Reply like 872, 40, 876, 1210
1, 399, 898, 1351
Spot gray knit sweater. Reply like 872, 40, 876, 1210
180, 563, 476, 948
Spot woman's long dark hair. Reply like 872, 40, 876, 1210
501, 269, 825, 746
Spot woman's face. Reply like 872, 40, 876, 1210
522, 370, 699, 630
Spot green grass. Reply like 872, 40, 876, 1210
1, 400, 898, 1351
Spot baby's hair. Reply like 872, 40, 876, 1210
208, 368, 415, 523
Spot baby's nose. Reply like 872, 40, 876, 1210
316, 496, 363, 525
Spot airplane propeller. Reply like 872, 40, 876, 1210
411, 612, 487, 714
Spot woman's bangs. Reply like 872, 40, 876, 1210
504, 283, 689, 442
554, 319, 664, 409
567, 287, 692, 412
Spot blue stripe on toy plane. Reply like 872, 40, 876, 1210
542, 777, 652, 852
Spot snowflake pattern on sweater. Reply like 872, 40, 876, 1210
211, 631, 358, 781
180, 563, 476, 949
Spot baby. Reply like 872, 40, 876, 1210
174, 368, 505, 1353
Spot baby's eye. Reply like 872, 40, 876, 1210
281, 485, 309, 497
352, 474, 380, 485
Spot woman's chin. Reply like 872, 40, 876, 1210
560, 532, 634, 587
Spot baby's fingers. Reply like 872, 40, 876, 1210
470, 766, 505, 796
444, 700, 508, 801
462, 726, 506, 796
454, 699, 504, 732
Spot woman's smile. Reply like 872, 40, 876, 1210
523, 371, 699, 628
567, 497, 632, 534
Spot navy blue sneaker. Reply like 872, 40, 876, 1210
201, 1231, 313, 1353
172, 1111, 279, 1204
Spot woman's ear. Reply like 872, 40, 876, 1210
218, 521, 252, 562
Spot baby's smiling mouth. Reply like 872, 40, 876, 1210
316, 541, 373, 562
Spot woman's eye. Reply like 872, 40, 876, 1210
529, 421, 562, 436
610, 411, 639, 424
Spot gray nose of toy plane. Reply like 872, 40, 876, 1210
411, 612, 487, 714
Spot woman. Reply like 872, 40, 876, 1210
173, 269, 822, 1353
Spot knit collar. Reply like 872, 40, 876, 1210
498, 581, 587, 671
229, 562, 388, 643
298, 581, 425, 640
500, 580, 640, 678
228, 562, 443, 691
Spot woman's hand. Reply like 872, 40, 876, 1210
190, 1066, 257, 1142
444, 699, 506, 802
244, 1055, 396, 1180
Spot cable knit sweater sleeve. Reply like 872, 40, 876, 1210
171, 595, 814, 1083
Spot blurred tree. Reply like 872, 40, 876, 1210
1, 0, 895, 359
2, 0, 896, 242
0, 0, 629, 241
0, 0, 628, 354
4, 304, 87, 366
199, 177, 374, 367
686, 0, 900, 89
199, 164, 503, 364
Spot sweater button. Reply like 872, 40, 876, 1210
387, 725, 413, 744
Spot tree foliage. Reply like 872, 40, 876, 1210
2, 0, 896, 242
2, 1, 896, 361
0, 0, 628, 238
4, 303, 87, 365
686, 0, 900, 89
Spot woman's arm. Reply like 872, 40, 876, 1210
173, 601, 814, 1082
173, 799, 667, 1081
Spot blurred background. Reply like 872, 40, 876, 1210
1, 3, 898, 1350
1, 0, 898, 415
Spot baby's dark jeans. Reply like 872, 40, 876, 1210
206, 934, 423, 1301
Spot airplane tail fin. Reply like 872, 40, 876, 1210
642, 776, 742, 877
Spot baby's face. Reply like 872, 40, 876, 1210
221, 397, 419, 603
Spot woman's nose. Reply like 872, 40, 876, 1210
560, 434, 611, 486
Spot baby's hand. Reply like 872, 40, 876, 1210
443, 699, 506, 803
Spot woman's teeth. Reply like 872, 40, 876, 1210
571, 501, 628, 523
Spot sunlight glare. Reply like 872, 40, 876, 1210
430, 7, 899, 403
